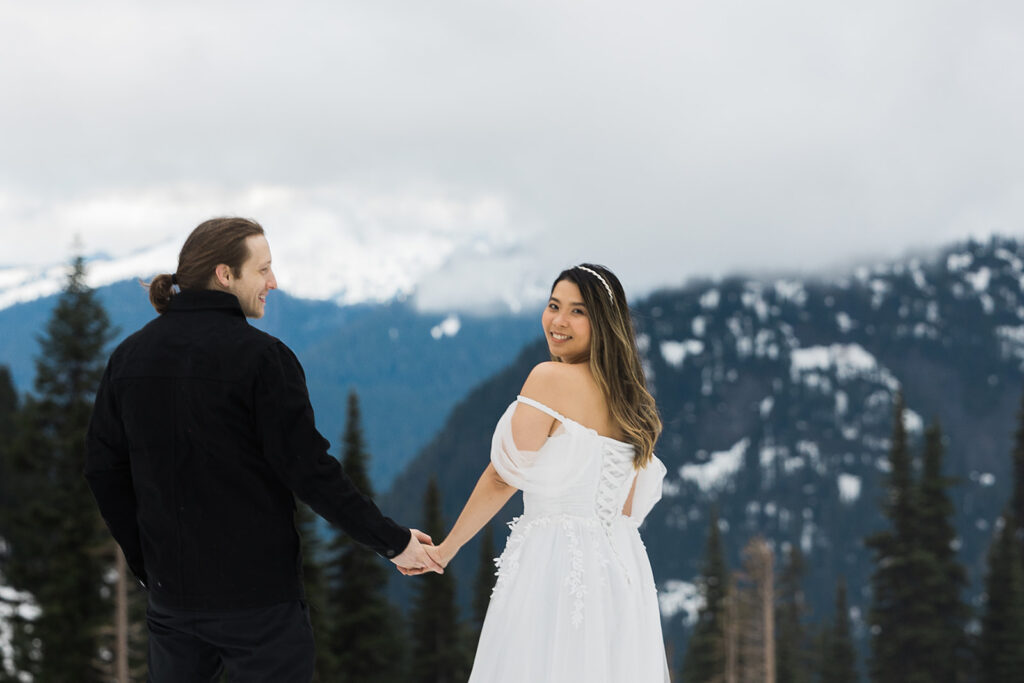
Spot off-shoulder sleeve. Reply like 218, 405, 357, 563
489, 401, 591, 495
629, 455, 667, 524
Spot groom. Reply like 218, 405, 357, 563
85, 217, 441, 682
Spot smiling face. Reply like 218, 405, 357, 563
542, 279, 592, 363
222, 234, 277, 318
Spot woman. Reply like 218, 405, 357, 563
423, 263, 670, 682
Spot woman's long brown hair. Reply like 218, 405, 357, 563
550, 264, 662, 468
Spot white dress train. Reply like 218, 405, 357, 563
468, 395, 671, 683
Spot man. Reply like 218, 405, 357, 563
85, 217, 440, 681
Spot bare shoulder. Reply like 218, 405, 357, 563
519, 362, 563, 402
522, 360, 583, 389
519, 362, 590, 414
522, 361, 571, 385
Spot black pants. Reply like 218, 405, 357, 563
146, 597, 315, 683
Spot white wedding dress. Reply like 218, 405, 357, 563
469, 396, 671, 683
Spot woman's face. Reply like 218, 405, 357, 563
542, 279, 592, 363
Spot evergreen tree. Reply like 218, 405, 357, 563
916, 421, 970, 681
471, 523, 496, 639
4, 256, 115, 681
1013, 390, 1024, 548
776, 544, 808, 683
409, 478, 471, 683
681, 507, 729, 683
0, 366, 26, 683
298, 501, 338, 680
865, 392, 934, 683
805, 623, 830, 683
0, 366, 17, 534
977, 513, 1024, 683
326, 391, 406, 682
819, 578, 858, 683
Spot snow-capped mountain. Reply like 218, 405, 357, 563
380, 234, 1024, 667
0, 220, 549, 314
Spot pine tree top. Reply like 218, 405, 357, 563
421, 477, 445, 540
33, 255, 115, 406
883, 391, 918, 545
341, 390, 373, 496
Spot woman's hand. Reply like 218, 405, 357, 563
392, 528, 444, 576
398, 540, 455, 576
423, 541, 455, 570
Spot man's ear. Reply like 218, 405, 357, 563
213, 264, 233, 288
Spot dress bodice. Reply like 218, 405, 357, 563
490, 396, 665, 526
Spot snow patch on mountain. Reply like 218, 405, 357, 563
947, 252, 973, 272
680, 438, 748, 492
902, 409, 924, 434
658, 580, 700, 625
742, 284, 770, 321
699, 289, 720, 309
838, 473, 862, 504
835, 312, 855, 333
995, 325, 1024, 366
790, 344, 899, 391
995, 248, 1023, 272
660, 340, 704, 369
774, 279, 807, 306
964, 267, 991, 293
430, 314, 461, 340
911, 265, 928, 291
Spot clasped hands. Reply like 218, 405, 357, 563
390, 528, 454, 576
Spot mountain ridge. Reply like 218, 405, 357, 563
380, 234, 1024, 668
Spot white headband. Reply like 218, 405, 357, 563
575, 265, 615, 303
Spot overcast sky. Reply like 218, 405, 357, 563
2, 0, 1022, 307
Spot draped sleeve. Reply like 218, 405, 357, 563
489, 400, 593, 496
629, 455, 667, 525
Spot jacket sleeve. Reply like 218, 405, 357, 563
253, 342, 411, 559
84, 359, 147, 585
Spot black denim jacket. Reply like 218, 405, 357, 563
85, 289, 410, 610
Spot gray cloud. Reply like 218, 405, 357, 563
1, 0, 1022, 302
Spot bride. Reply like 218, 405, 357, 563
416, 263, 670, 682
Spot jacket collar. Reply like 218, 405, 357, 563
167, 289, 246, 317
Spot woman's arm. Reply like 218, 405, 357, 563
428, 463, 518, 568
411, 364, 565, 574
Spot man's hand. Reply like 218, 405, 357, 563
399, 541, 454, 576
391, 528, 445, 575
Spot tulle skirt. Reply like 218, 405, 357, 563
468, 514, 671, 683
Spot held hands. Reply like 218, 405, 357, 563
425, 543, 453, 570
391, 528, 446, 576
395, 537, 455, 577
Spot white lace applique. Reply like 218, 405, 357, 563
491, 515, 528, 605
562, 516, 587, 628
491, 513, 603, 627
